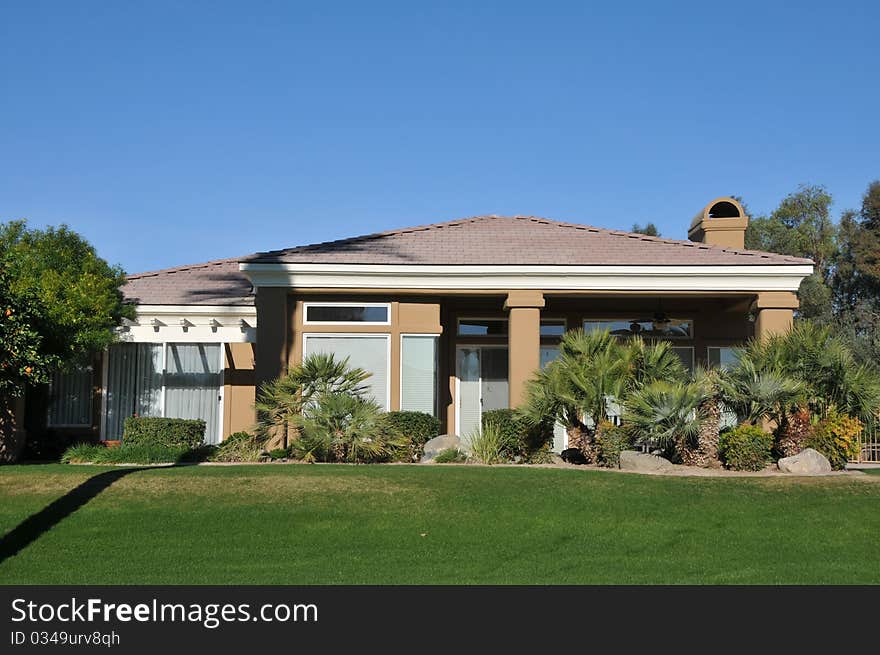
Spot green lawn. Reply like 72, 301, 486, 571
1, 464, 878, 584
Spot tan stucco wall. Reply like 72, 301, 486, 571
755, 308, 794, 340
505, 291, 544, 408
223, 342, 256, 438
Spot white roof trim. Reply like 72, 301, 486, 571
239, 263, 813, 292
118, 304, 258, 343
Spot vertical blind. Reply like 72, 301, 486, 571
104, 343, 162, 439
47, 368, 93, 426
400, 335, 438, 416
303, 335, 390, 409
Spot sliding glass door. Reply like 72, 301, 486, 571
103, 342, 223, 444
456, 346, 509, 439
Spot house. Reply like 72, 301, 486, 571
32, 197, 812, 449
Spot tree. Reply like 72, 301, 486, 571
744, 184, 836, 321
0, 220, 132, 374
623, 380, 704, 461
631, 222, 660, 236
1, 220, 132, 462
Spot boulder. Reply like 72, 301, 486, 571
560, 448, 588, 465
619, 450, 673, 472
421, 434, 464, 463
777, 448, 832, 475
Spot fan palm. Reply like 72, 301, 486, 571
623, 380, 704, 460
300, 392, 402, 463
255, 352, 371, 448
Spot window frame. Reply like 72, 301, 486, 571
582, 317, 694, 340
302, 302, 391, 326
302, 332, 392, 411
399, 333, 440, 418
707, 346, 740, 370
539, 318, 567, 337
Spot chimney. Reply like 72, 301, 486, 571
688, 197, 749, 249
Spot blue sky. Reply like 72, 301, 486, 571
1, 1, 877, 274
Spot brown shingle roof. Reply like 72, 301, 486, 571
124, 257, 253, 306
244, 215, 812, 266
125, 215, 812, 306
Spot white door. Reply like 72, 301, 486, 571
456, 346, 509, 439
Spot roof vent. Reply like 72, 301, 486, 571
688, 196, 749, 249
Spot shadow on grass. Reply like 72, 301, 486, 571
0, 466, 170, 565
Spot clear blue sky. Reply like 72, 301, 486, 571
1, 1, 877, 274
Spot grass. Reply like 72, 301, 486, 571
1, 464, 878, 584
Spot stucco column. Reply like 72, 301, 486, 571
752, 291, 798, 340
505, 291, 545, 408
254, 287, 289, 390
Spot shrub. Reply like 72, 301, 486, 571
378, 411, 441, 462
210, 431, 264, 463
434, 447, 467, 464
806, 411, 862, 470
466, 423, 511, 465
719, 424, 774, 471
481, 409, 553, 459
300, 393, 405, 463
594, 421, 631, 468
123, 416, 206, 449
268, 448, 290, 460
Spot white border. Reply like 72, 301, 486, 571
302, 332, 392, 411
302, 301, 391, 326
399, 333, 440, 418
240, 263, 813, 292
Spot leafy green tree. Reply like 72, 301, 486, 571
745, 184, 836, 320
0, 220, 132, 374
1, 220, 131, 462
631, 222, 660, 236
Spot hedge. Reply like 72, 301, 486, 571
123, 416, 206, 449
378, 411, 441, 462
719, 424, 773, 471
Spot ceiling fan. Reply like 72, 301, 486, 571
630, 301, 672, 334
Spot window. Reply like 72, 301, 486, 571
103, 342, 224, 443
304, 303, 390, 325
540, 319, 567, 337
708, 346, 739, 370
539, 346, 560, 369
458, 318, 507, 336
47, 368, 93, 427
401, 335, 438, 416
672, 347, 695, 373
304, 334, 390, 410
583, 318, 692, 339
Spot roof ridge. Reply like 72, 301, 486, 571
126, 256, 246, 280
247, 214, 810, 264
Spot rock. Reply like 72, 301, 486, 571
619, 450, 673, 472
421, 434, 463, 463
560, 448, 588, 465
777, 448, 832, 475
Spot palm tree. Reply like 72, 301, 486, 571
623, 380, 704, 461
255, 352, 371, 448
690, 366, 727, 467
521, 329, 627, 460
722, 356, 804, 426
300, 392, 403, 463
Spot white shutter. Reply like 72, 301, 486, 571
304, 335, 390, 410
400, 336, 438, 416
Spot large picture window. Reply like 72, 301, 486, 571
303, 334, 391, 410
458, 318, 507, 336
400, 335, 438, 416
47, 368, 93, 427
